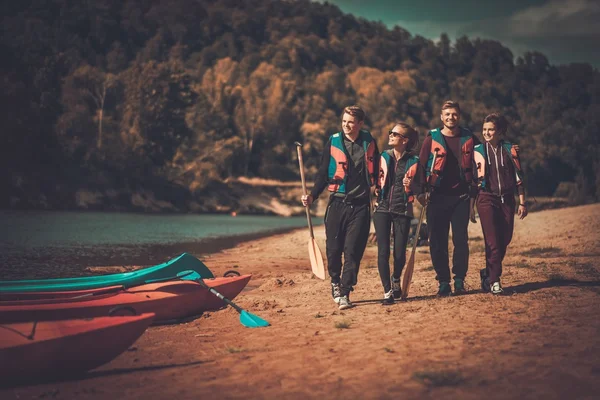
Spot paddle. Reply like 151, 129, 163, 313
401, 149, 438, 300
195, 279, 270, 328
70, 270, 198, 299
294, 141, 327, 280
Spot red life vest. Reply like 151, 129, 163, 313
426, 127, 476, 187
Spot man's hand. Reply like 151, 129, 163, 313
517, 204, 528, 220
301, 194, 313, 207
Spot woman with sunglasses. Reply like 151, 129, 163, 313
374, 122, 420, 305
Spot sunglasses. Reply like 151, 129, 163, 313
388, 130, 408, 139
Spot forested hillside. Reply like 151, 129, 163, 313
2, 0, 598, 212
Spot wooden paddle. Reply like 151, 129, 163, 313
295, 142, 327, 280
401, 149, 438, 300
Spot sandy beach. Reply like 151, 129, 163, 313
2, 203, 600, 399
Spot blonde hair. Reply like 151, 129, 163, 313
441, 100, 461, 114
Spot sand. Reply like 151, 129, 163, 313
1, 203, 600, 399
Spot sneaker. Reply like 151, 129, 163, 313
437, 282, 452, 297
331, 283, 341, 304
454, 278, 466, 295
338, 295, 353, 310
382, 289, 394, 305
480, 268, 491, 292
392, 279, 402, 299
491, 281, 503, 295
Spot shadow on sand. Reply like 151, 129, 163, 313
351, 278, 600, 306
1, 359, 211, 389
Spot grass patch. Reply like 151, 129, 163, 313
225, 347, 244, 354
471, 236, 484, 242
383, 347, 395, 353
548, 273, 569, 282
412, 369, 465, 387
334, 320, 351, 329
521, 246, 561, 256
515, 261, 533, 268
314, 312, 324, 318
424, 265, 435, 271
470, 244, 485, 253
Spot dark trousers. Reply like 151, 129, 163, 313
427, 193, 471, 283
325, 199, 370, 296
373, 211, 411, 293
476, 193, 515, 284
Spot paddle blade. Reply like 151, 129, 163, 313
240, 310, 270, 328
308, 239, 326, 280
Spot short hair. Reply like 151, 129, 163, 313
343, 105, 366, 122
483, 113, 508, 135
393, 122, 419, 152
441, 100, 461, 114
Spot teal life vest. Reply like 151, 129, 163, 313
378, 150, 419, 203
328, 130, 377, 193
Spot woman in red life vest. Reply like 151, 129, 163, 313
472, 113, 528, 295
374, 122, 419, 305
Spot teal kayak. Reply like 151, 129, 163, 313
0, 253, 214, 293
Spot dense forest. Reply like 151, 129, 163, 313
1, 0, 598, 213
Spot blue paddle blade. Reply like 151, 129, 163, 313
240, 310, 270, 328
179, 271, 202, 281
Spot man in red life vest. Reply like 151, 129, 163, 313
302, 105, 379, 310
417, 101, 481, 296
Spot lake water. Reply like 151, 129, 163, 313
0, 210, 322, 249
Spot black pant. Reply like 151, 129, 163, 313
325, 199, 370, 296
373, 211, 411, 293
427, 193, 470, 283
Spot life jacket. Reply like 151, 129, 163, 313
328, 130, 377, 193
474, 140, 524, 190
426, 127, 475, 187
378, 150, 419, 203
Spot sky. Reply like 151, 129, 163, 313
317, 0, 600, 67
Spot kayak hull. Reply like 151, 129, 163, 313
0, 313, 154, 382
0, 275, 251, 324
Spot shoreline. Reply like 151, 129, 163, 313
0, 225, 311, 280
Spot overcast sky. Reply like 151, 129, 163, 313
318, 0, 600, 67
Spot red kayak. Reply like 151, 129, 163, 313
0, 275, 251, 324
0, 314, 154, 381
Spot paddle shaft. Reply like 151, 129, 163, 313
295, 144, 315, 238
402, 149, 438, 299
71, 270, 196, 299
195, 279, 243, 313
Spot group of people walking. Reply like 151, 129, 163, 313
301, 101, 528, 310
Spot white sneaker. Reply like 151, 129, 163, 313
382, 289, 394, 305
491, 281, 503, 294
338, 295, 353, 310
331, 283, 341, 304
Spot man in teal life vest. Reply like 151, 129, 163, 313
301, 105, 379, 310
416, 101, 480, 296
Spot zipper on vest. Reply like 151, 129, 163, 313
488, 143, 503, 202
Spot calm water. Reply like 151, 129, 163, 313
0, 210, 322, 248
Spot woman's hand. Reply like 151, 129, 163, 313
518, 204, 528, 219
